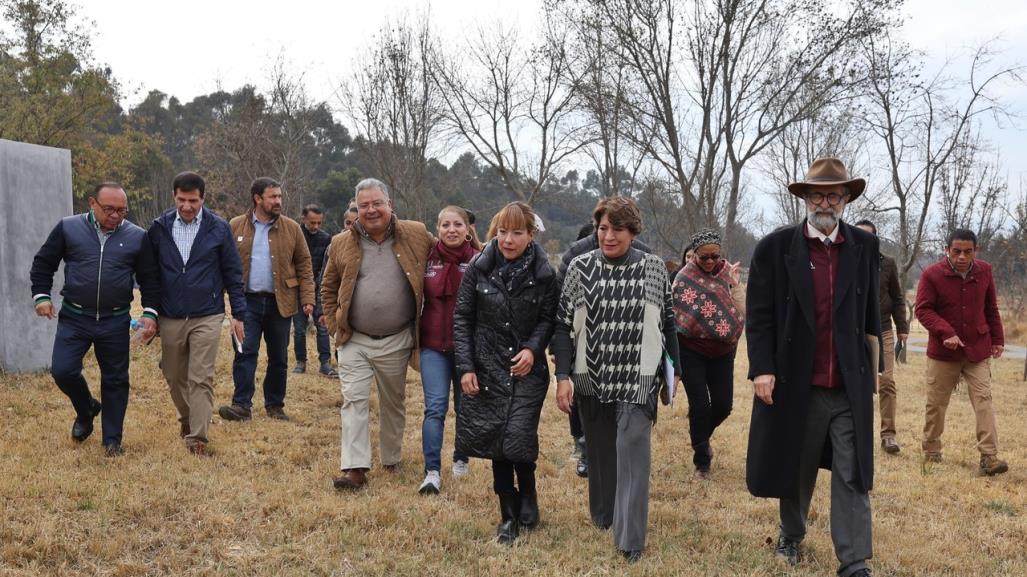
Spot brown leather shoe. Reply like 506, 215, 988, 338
980, 454, 1008, 476
266, 406, 290, 421
333, 468, 368, 490
881, 437, 900, 454
188, 441, 209, 457
180, 422, 191, 438
382, 463, 400, 474
218, 405, 252, 421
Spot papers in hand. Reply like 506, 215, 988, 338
231, 330, 243, 354
660, 354, 676, 407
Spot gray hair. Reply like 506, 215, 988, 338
355, 178, 390, 199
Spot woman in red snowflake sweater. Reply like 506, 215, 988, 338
672, 229, 745, 479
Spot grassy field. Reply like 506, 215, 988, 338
2, 320, 1025, 577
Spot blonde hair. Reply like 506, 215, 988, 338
437, 205, 482, 250
487, 202, 537, 240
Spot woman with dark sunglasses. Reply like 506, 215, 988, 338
671, 229, 745, 479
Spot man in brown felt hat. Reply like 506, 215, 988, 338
745, 157, 881, 577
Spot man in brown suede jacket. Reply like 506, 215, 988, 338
321, 178, 433, 489
220, 177, 315, 423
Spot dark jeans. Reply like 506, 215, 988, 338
51, 310, 131, 445
292, 308, 330, 364
569, 402, 584, 439
681, 346, 736, 469
420, 348, 467, 471
231, 293, 292, 410
492, 459, 536, 496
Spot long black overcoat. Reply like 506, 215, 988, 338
745, 221, 881, 498
453, 240, 559, 463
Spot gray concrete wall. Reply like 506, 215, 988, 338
0, 139, 73, 373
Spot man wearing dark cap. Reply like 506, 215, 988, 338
745, 158, 881, 577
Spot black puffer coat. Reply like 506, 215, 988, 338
454, 240, 559, 463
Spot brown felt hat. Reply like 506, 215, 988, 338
788, 157, 866, 201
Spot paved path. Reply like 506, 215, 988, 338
905, 339, 1026, 359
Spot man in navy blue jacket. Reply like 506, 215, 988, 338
148, 172, 246, 456
30, 182, 160, 457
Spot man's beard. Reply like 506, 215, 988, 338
808, 207, 841, 232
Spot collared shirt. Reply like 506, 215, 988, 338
89, 209, 120, 249
172, 208, 203, 265
805, 220, 840, 245
248, 213, 275, 292
946, 257, 974, 279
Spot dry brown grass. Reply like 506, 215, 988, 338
2, 322, 1026, 577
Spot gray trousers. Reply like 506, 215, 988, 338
780, 387, 872, 577
579, 396, 653, 552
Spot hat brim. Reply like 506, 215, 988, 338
788, 178, 866, 201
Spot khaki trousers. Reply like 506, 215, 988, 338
159, 315, 223, 445
878, 330, 897, 439
922, 357, 998, 456
337, 329, 413, 470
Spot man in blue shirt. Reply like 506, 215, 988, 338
148, 172, 246, 455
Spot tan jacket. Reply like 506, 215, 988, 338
230, 211, 315, 318
321, 219, 433, 367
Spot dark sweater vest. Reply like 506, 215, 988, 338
806, 227, 844, 389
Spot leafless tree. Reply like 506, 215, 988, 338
860, 33, 1025, 287
936, 126, 1008, 250
431, 18, 588, 205
339, 14, 443, 223
760, 103, 870, 225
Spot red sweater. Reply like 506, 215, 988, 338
915, 258, 1003, 363
806, 228, 844, 389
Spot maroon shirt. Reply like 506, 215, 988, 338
806, 227, 845, 389
419, 243, 478, 352
915, 258, 1003, 363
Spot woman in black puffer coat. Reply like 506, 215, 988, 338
453, 201, 559, 546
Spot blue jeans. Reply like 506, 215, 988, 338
231, 293, 292, 409
420, 348, 467, 471
292, 309, 330, 364
51, 310, 131, 445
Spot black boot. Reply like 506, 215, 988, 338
519, 488, 539, 530
516, 463, 539, 529
497, 492, 520, 545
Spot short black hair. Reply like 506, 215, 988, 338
250, 177, 282, 204
946, 228, 977, 248
576, 222, 595, 241
302, 203, 323, 216
465, 209, 476, 226
347, 206, 358, 215
92, 182, 122, 198
172, 171, 205, 197
854, 219, 877, 235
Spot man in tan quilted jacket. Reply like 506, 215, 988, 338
321, 178, 433, 489
219, 177, 315, 423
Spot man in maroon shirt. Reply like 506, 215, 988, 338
915, 228, 1007, 476
746, 158, 879, 577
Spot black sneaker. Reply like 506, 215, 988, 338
622, 550, 643, 563
291, 361, 306, 374
774, 536, 800, 565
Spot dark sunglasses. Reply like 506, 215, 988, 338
697, 253, 720, 261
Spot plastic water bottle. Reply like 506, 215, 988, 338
130, 318, 151, 345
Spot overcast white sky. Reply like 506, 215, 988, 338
82, 0, 1027, 195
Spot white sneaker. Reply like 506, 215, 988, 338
418, 470, 441, 495
451, 459, 470, 478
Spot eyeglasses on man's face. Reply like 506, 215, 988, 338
805, 192, 848, 206
96, 203, 129, 216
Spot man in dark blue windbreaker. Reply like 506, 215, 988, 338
148, 172, 246, 456
30, 182, 160, 457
